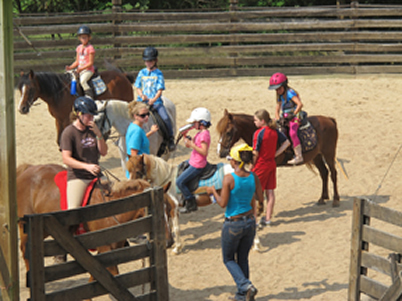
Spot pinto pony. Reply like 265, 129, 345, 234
16, 163, 174, 289
17, 70, 134, 145
126, 154, 264, 254
216, 109, 340, 207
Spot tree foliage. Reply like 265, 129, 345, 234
13, 0, 402, 14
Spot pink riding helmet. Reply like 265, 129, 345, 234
268, 72, 288, 90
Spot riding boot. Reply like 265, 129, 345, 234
84, 89, 94, 99
288, 145, 303, 165
168, 136, 176, 152
179, 196, 198, 213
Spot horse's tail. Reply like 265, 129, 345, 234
103, 59, 135, 83
16, 163, 32, 177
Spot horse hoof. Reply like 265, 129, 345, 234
332, 200, 340, 207
317, 200, 326, 205
172, 246, 182, 255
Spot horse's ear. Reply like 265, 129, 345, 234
163, 182, 171, 193
224, 109, 229, 115
28, 70, 34, 79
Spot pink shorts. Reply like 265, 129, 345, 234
254, 168, 276, 190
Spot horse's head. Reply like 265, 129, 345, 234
126, 154, 149, 180
18, 70, 40, 114
216, 109, 241, 158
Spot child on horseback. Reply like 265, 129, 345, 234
60, 96, 108, 210
135, 46, 176, 152
66, 25, 95, 99
252, 109, 290, 227
269, 72, 304, 165
177, 107, 212, 213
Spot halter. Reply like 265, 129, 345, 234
218, 128, 235, 154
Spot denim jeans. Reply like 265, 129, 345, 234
153, 103, 173, 137
176, 162, 204, 200
221, 216, 256, 300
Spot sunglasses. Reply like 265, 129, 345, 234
137, 112, 150, 118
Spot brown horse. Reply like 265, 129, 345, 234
17, 69, 134, 145
16, 163, 174, 286
216, 109, 340, 207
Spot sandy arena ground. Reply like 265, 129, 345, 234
15, 75, 402, 300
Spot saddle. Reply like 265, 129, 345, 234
149, 106, 170, 157
176, 161, 219, 193
279, 111, 317, 153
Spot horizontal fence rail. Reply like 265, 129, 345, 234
13, 3, 402, 79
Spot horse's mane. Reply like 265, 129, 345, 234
147, 154, 176, 186
216, 113, 230, 135
18, 72, 69, 103
111, 178, 151, 194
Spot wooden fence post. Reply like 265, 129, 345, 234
0, 1, 19, 300
229, 0, 238, 76
112, 0, 122, 60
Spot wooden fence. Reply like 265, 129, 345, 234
12, 2, 402, 79
22, 187, 169, 301
348, 198, 402, 301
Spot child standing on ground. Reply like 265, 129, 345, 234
176, 107, 212, 213
66, 25, 95, 99
269, 72, 304, 164
135, 46, 176, 152
252, 109, 290, 226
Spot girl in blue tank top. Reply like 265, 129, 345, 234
207, 143, 263, 301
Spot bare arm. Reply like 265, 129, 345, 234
275, 102, 281, 120
148, 89, 163, 106
66, 52, 79, 71
206, 174, 233, 208
185, 139, 208, 157
253, 173, 264, 218
146, 124, 159, 137
275, 139, 290, 157
62, 150, 101, 176
89, 121, 108, 156
291, 95, 303, 115
136, 88, 148, 101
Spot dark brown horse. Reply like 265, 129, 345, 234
16, 163, 174, 285
216, 109, 340, 207
17, 70, 134, 145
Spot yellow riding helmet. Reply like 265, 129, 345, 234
228, 143, 253, 163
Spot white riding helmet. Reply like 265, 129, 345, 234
187, 107, 211, 123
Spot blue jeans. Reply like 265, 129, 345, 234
222, 216, 256, 300
153, 103, 173, 137
176, 162, 204, 200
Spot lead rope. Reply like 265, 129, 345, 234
372, 143, 402, 202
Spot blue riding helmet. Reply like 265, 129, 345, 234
77, 25, 91, 36
74, 96, 98, 115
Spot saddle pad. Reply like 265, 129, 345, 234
54, 171, 97, 210
298, 121, 317, 153
91, 76, 107, 96
176, 162, 225, 195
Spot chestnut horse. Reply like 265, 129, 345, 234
16, 163, 174, 287
126, 154, 264, 254
17, 69, 134, 145
216, 109, 340, 207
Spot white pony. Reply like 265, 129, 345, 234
94, 97, 176, 174
126, 153, 263, 255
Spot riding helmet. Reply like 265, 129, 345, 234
74, 96, 98, 115
77, 25, 92, 36
187, 107, 211, 127
142, 47, 158, 61
268, 72, 288, 90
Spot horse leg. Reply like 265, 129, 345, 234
171, 206, 182, 255
252, 231, 262, 252
18, 222, 31, 287
313, 154, 329, 205
117, 137, 129, 175
325, 158, 340, 207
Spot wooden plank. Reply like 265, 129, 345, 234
363, 198, 402, 227
44, 215, 138, 301
149, 188, 169, 300
379, 271, 402, 301
361, 251, 394, 277
348, 198, 366, 301
360, 275, 388, 300
36, 191, 151, 227
27, 215, 45, 300
0, 1, 19, 300
45, 243, 152, 282
45, 267, 154, 301
362, 225, 402, 254
44, 215, 152, 256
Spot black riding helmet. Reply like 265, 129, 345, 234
74, 96, 98, 115
77, 25, 91, 36
142, 47, 158, 61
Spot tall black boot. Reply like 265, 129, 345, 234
179, 196, 197, 213
168, 136, 176, 151
84, 89, 94, 99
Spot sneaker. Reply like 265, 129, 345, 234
259, 216, 271, 227
246, 285, 258, 301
